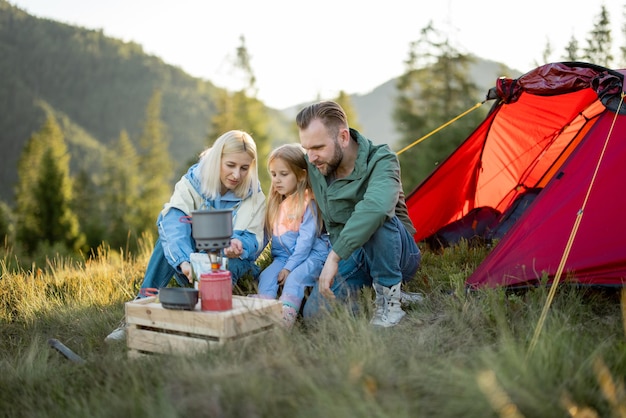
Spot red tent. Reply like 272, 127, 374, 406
405, 62, 626, 288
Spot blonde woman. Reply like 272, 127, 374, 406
106, 130, 266, 341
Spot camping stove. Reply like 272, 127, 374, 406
188, 209, 234, 311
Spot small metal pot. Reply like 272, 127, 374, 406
158, 288, 199, 311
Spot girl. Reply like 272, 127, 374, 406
256, 143, 330, 328
106, 130, 266, 341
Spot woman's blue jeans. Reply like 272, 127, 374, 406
302, 216, 421, 319
137, 238, 260, 297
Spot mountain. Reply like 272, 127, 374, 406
0, 0, 522, 207
284, 59, 522, 148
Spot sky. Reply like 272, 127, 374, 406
8, 0, 625, 109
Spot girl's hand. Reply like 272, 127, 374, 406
277, 268, 290, 285
224, 238, 243, 258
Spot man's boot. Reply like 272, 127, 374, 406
370, 282, 406, 327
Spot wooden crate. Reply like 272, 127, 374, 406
125, 295, 282, 357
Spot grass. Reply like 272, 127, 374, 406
1, 238, 625, 417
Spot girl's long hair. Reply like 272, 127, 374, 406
265, 144, 324, 237
197, 130, 259, 199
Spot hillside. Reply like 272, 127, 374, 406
0, 0, 292, 204
0, 0, 522, 206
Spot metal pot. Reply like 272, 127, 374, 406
182, 209, 233, 250
159, 287, 199, 311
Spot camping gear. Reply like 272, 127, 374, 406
405, 61, 626, 289
48, 338, 86, 364
190, 251, 227, 286
181, 209, 234, 308
199, 271, 232, 311
158, 288, 199, 310
180, 209, 233, 250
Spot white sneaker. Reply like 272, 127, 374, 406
370, 282, 406, 327
104, 322, 127, 342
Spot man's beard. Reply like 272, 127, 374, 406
318, 139, 343, 177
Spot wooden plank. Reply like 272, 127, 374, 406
127, 323, 279, 356
127, 326, 217, 355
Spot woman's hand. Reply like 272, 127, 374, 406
223, 238, 243, 258
180, 261, 193, 283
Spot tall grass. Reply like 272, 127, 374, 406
0, 239, 624, 418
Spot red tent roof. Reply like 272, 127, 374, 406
405, 62, 626, 287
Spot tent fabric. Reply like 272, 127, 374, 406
490, 62, 622, 102
468, 112, 626, 288
405, 61, 626, 288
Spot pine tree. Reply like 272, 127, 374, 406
15, 116, 84, 253
73, 168, 105, 252
583, 4, 613, 67
136, 90, 173, 237
208, 36, 272, 191
563, 35, 580, 61
14, 122, 44, 253
235, 34, 257, 98
393, 22, 485, 194
102, 129, 142, 251
210, 91, 272, 191
0, 200, 14, 243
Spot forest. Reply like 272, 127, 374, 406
0, 0, 619, 263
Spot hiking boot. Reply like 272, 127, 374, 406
104, 321, 127, 342
370, 282, 406, 327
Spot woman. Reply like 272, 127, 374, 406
105, 130, 266, 341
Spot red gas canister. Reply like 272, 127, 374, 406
199, 271, 232, 311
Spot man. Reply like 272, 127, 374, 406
296, 101, 421, 327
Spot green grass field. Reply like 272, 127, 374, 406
1, 238, 624, 418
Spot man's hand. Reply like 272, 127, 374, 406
180, 261, 193, 283
319, 250, 340, 299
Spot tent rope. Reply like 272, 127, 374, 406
396, 101, 487, 155
527, 91, 626, 359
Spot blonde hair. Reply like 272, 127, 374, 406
198, 130, 259, 199
265, 143, 324, 237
